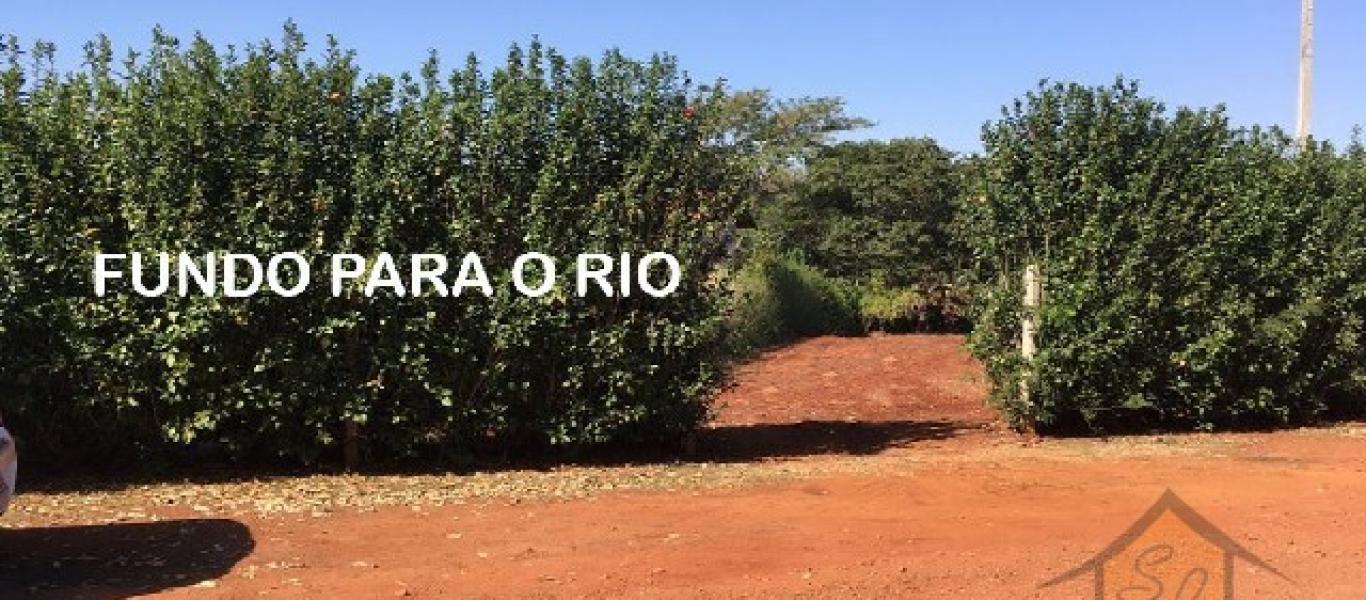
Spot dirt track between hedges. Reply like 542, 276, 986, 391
5, 334, 1366, 598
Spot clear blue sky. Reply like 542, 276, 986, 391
5, 1, 1362, 153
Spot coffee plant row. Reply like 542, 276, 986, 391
0, 25, 746, 471
961, 80, 1366, 433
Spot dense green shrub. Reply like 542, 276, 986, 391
723, 252, 861, 354
960, 80, 1366, 432
752, 138, 966, 334
858, 282, 968, 333
756, 138, 961, 284
0, 26, 746, 473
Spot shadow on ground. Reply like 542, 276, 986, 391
20, 419, 994, 495
696, 419, 984, 461
0, 519, 253, 599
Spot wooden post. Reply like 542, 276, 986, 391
1297, 0, 1314, 147
1020, 263, 1041, 421
343, 420, 361, 471
1021, 264, 1040, 360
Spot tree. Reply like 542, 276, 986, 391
698, 87, 869, 207
755, 138, 961, 287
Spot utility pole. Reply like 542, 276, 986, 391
1297, 0, 1314, 146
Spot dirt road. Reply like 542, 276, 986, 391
4, 335, 1365, 598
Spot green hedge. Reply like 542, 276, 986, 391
858, 282, 968, 333
961, 80, 1366, 433
0, 26, 744, 472
724, 252, 861, 354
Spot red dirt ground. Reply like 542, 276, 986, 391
6, 334, 1366, 598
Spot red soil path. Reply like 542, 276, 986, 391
7, 334, 1366, 598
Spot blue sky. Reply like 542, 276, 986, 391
5, 1, 1362, 153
